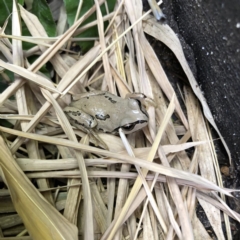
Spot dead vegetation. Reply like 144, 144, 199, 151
0, 0, 238, 239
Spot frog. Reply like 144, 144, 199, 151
64, 91, 149, 147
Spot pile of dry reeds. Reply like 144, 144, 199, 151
0, 0, 238, 239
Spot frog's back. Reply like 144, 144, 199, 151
72, 92, 125, 133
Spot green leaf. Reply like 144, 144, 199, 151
0, 1, 50, 49
0, 1, 24, 35
0, 79, 9, 93
4, 70, 14, 83
31, 0, 56, 37
0, 119, 14, 128
63, 0, 116, 52
21, 22, 35, 50
0, 1, 13, 36
18, 0, 24, 5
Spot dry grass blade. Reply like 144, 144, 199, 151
163, 141, 207, 154
185, 86, 228, 239
0, 34, 68, 48
19, 5, 69, 78
119, 129, 166, 239
143, 14, 231, 162
0, 137, 78, 240
62, 3, 162, 96
18, 2, 103, 73
9, 43, 101, 154
41, 76, 94, 237
0, 60, 60, 94
0, 125, 232, 196
197, 191, 240, 222
94, 0, 113, 91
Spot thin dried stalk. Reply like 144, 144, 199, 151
0, 137, 78, 240
0, 125, 231, 195
143, 14, 231, 162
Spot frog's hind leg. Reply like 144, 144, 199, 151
64, 106, 97, 129
75, 127, 108, 150
64, 106, 109, 149
67, 119, 108, 150
88, 129, 109, 150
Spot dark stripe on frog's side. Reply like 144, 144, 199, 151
98, 127, 111, 134
104, 96, 117, 104
74, 120, 84, 126
64, 110, 82, 117
113, 120, 148, 133
95, 114, 110, 121
97, 128, 111, 133
73, 119, 92, 128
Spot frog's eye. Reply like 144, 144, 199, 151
121, 123, 135, 132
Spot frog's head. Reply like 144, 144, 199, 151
119, 99, 149, 134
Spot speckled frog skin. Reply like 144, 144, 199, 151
64, 91, 149, 134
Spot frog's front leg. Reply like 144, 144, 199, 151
125, 93, 146, 101
126, 93, 155, 108
64, 106, 108, 149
